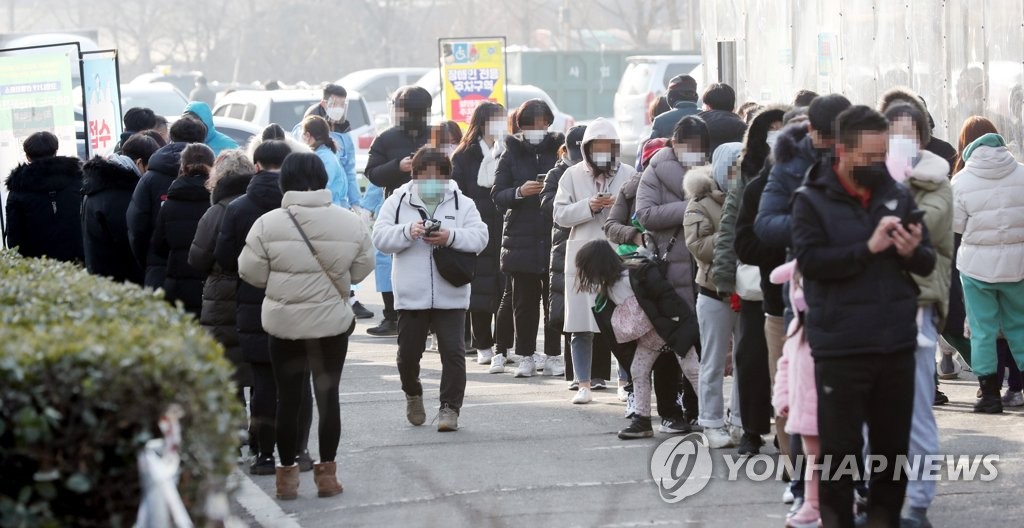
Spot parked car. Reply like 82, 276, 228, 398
613, 55, 702, 163
120, 82, 190, 118
129, 71, 203, 99
416, 70, 575, 133
212, 89, 376, 174
211, 116, 263, 148
336, 67, 432, 122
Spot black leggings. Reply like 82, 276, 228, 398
270, 333, 349, 466
494, 277, 515, 352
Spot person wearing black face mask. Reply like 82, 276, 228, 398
791, 105, 936, 528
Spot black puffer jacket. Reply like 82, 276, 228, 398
451, 141, 502, 311
541, 157, 572, 326
81, 157, 143, 284
364, 126, 428, 196
698, 109, 748, 154
493, 132, 563, 275
215, 171, 282, 364
735, 164, 786, 316
792, 162, 936, 358
628, 260, 701, 358
152, 175, 211, 316
188, 172, 252, 362
127, 142, 186, 287
4, 156, 84, 262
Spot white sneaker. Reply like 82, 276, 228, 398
506, 352, 522, 364
426, 334, 438, 353
572, 387, 592, 404
1002, 390, 1024, 407
514, 355, 536, 378
617, 385, 629, 402
488, 354, 506, 374
782, 484, 795, 504
544, 355, 565, 376
624, 391, 637, 418
705, 426, 735, 449
729, 424, 743, 446
476, 347, 494, 365
535, 354, 547, 372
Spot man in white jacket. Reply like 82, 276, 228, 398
372, 147, 489, 432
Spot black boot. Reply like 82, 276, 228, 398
618, 415, 654, 439
974, 374, 1004, 414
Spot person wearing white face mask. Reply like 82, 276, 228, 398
451, 103, 509, 366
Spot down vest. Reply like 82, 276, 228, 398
152, 175, 211, 316
239, 189, 374, 340
4, 156, 84, 263
952, 145, 1024, 283
683, 167, 726, 291
82, 156, 144, 284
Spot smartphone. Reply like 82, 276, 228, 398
903, 209, 925, 230
536, 173, 547, 183
596, 192, 609, 199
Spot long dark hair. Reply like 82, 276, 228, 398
430, 120, 463, 148
574, 240, 625, 294
302, 115, 337, 153
456, 102, 505, 156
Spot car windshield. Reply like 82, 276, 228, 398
270, 100, 320, 131
507, 87, 556, 113
618, 62, 653, 96
121, 90, 188, 117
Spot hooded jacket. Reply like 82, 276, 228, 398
127, 142, 186, 288
215, 170, 283, 363
4, 156, 84, 263
906, 150, 954, 324
188, 171, 252, 357
635, 147, 701, 307
364, 125, 429, 196
301, 102, 361, 208
698, 109, 749, 154
553, 118, 635, 333
754, 123, 819, 250
152, 175, 212, 316
184, 101, 239, 155
877, 87, 958, 173
792, 161, 936, 358
541, 157, 574, 327
451, 140, 503, 312
239, 189, 374, 340
372, 180, 489, 311
683, 166, 726, 291
492, 131, 564, 275
82, 156, 143, 283
952, 144, 1024, 283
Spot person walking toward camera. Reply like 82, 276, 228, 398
372, 147, 488, 432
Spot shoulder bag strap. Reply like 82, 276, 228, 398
285, 207, 348, 301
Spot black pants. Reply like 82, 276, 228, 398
653, 352, 689, 420
249, 361, 312, 459
468, 310, 495, 350
816, 352, 915, 528
509, 272, 562, 357
736, 299, 772, 435
270, 333, 349, 466
398, 309, 467, 411
495, 278, 514, 353
382, 291, 397, 322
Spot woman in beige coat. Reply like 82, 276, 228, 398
553, 118, 635, 404
239, 152, 374, 501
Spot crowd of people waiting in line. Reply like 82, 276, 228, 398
5, 75, 1024, 527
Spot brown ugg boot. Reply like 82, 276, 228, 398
313, 461, 344, 498
275, 465, 300, 500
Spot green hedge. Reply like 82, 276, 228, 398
0, 251, 244, 527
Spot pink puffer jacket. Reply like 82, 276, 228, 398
770, 261, 818, 437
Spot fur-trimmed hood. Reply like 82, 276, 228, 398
907, 150, 951, 191
682, 165, 721, 202
773, 122, 812, 165
81, 156, 140, 195
877, 86, 932, 145
211, 172, 254, 204
741, 105, 788, 177
6, 156, 82, 193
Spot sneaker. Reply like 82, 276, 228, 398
934, 389, 949, 406
488, 354, 507, 374
506, 352, 522, 364
297, 450, 314, 472
351, 300, 373, 319
624, 391, 637, 419
476, 347, 494, 365
249, 455, 275, 476
658, 417, 691, 434
544, 355, 565, 376
782, 484, 796, 505
787, 496, 804, 517
737, 432, 764, 456
535, 354, 547, 372
591, 379, 608, 390
367, 319, 398, 337
514, 355, 536, 378
618, 415, 654, 439
938, 353, 959, 379
426, 334, 438, 353
1002, 390, 1024, 407
729, 424, 743, 446
568, 380, 579, 391
900, 506, 933, 528
572, 387, 592, 404
406, 394, 426, 426
436, 404, 459, 432
617, 385, 629, 402
785, 516, 819, 528
705, 426, 735, 448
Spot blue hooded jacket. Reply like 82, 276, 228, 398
183, 101, 239, 155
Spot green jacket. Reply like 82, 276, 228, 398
711, 170, 750, 293
907, 150, 954, 327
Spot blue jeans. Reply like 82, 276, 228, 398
571, 332, 593, 383
906, 306, 939, 509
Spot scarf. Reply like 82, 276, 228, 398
477, 138, 503, 188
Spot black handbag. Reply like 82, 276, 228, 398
398, 191, 478, 287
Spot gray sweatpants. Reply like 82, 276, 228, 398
696, 293, 742, 429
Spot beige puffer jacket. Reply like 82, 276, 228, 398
238, 189, 374, 340
683, 166, 726, 291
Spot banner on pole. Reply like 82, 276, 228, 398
438, 37, 507, 129
82, 50, 122, 157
